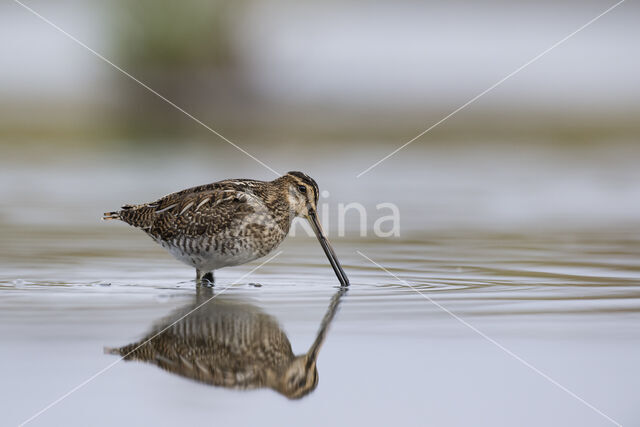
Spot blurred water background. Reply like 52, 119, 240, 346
1, 1, 639, 426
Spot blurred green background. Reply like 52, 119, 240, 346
1, 0, 638, 232
1, 0, 638, 147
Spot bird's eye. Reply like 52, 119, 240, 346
298, 185, 307, 193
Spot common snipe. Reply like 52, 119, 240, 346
103, 171, 349, 286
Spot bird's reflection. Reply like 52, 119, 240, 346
106, 286, 346, 399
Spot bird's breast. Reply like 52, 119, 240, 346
156, 220, 288, 270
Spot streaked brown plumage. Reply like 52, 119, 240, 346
105, 287, 347, 399
103, 171, 349, 286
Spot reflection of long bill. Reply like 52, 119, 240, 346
305, 287, 347, 370
306, 210, 350, 286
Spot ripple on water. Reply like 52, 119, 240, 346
1, 225, 639, 321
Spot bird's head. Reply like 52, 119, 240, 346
276, 355, 319, 399
277, 171, 349, 286
281, 171, 320, 218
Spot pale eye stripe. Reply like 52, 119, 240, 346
155, 203, 177, 214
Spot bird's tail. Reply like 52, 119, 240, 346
103, 346, 119, 355
102, 211, 121, 221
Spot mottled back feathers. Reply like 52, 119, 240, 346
105, 179, 292, 242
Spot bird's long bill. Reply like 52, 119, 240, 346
307, 211, 350, 286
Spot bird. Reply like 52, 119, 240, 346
105, 286, 347, 399
103, 171, 349, 286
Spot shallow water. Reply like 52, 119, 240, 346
1, 145, 640, 426
2, 223, 639, 427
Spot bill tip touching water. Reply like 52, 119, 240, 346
102, 171, 350, 286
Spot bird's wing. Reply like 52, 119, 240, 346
116, 183, 274, 240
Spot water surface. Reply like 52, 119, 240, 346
1, 145, 639, 426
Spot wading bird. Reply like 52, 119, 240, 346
103, 171, 349, 286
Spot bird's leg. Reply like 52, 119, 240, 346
195, 282, 215, 299
196, 269, 214, 286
